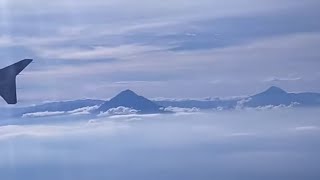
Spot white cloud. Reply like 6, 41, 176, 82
22, 111, 66, 118
236, 98, 252, 109
98, 106, 139, 117
294, 126, 320, 131
21, 106, 100, 118
213, 107, 225, 111
164, 106, 200, 113
246, 102, 300, 111
68, 105, 99, 115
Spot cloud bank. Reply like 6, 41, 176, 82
1, 109, 320, 180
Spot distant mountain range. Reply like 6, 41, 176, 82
155, 86, 320, 109
244, 86, 320, 107
1, 86, 319, 118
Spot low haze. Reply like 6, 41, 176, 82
1, 109, 320, 179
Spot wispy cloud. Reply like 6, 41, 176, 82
11, 32, 319, 102
33, 44, 173, 60
264, 77, 302, 82
294, 126, 320, 131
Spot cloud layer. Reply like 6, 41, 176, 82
1, 109, 320, 179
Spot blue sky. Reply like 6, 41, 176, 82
0, 0, 320, 104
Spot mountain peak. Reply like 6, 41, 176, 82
265, 86, 287, 94
117, 89, 138, 97
98, 89, 164, 114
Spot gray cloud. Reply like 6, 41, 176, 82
0, 0, 319, 104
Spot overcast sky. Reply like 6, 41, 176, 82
0, 0, 320, 104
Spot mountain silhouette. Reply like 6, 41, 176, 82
97, 89, 164, 114
245, 86, 320, 107
245, 86, 293, 107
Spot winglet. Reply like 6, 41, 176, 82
2, 59, 33, 76
0, 59, 33, 104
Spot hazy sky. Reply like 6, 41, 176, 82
0, 0, 320, 103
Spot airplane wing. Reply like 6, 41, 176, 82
0, 79, 17, 104
0, 59, 32, 104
